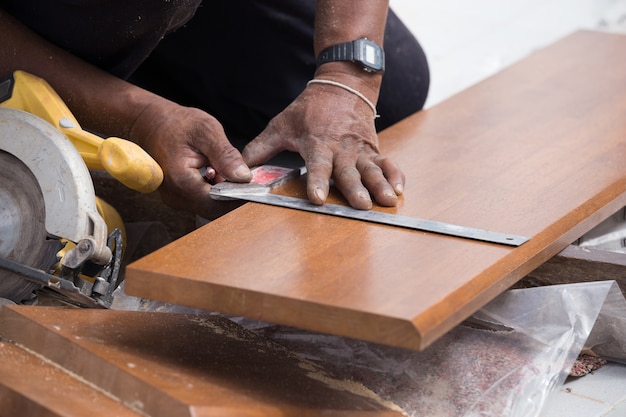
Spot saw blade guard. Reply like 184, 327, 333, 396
0, 107, 112, 266
0, 71, 163, 193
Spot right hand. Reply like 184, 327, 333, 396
129, 98, 253, 219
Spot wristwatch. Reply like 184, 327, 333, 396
317, 38, 385, 73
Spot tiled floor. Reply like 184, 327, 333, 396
388, 0, 626, 415
541, 364, 626, 417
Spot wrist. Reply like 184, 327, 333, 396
73, 80, 166, 145
307, 79, 379, 119
128, 95, 175, 149
311, 63, 382, 119
313, 62, 382, 105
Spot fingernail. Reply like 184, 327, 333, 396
314, 187, 325, 203
203, 167, 216, 180
234, 164, 252, 180
358, 191, 371, 201
394, 183, 404, 195
384, 189, 396, 198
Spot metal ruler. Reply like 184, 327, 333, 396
214, 192, 529, 247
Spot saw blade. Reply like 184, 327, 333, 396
0, 150, 58, 303
212, 192, 529, 247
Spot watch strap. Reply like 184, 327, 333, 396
317, 41, 356, 65
317, 38, 384, 72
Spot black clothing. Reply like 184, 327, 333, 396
130, 1, 430, 146
2, 0, 429, 147
1, 0, 202, 78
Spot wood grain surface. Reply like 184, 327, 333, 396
0, 340, 143, 417
126, 30, 626, 350
0, 306, 403, 417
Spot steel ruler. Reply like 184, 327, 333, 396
211, 191, 529, 247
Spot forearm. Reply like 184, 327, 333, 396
313, 0, 389, 102
0, 9, 158, 141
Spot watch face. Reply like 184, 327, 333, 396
363, 43, 378, 65
355, 39, 384, 72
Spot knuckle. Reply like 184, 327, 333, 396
306, 151, 334, 172
363, 163, 384, 177
337, 165, 361, 181
214, 144, 241, 162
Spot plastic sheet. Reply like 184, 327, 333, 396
577, 207, 626, 253
113, 280, 626, 417
231, 281, 626, 417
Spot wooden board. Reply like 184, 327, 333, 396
0, 305, 403, 417
0, 339, 143, 417
126, 30, 626, 350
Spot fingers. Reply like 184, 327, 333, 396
305, 148, 404, 209
358, 156, 405, 207
161, 158, 247, 220
215, 146, 253, 183
332, 156, 404, 209
196, 124, 252, 183
305, 148, 334, 205
144, 107, 251, 218
159, 163, 213, 217
332, 163, 373, 210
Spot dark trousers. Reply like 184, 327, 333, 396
130, 0, 430, 150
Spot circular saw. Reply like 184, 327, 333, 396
0, 150, 59, 303
0, 71, 163, 307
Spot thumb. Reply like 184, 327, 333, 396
242, 125, 286, 167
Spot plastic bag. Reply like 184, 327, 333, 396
233, 281, 626, 417
113, 280, 626, 417
577, 207, 626, 253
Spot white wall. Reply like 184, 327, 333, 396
389, 0, 626, 107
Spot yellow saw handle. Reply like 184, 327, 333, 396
0, 70, 163, 193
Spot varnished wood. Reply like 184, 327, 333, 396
0, 305, 403, 417
126, 30, 626, 350
0, 339, 143, 417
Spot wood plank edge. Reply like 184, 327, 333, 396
125, 266, 425, 351
0, 337, 141, 417
0, 305, 192, 417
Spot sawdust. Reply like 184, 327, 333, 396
188, 315, 263, 344
297, 360, 409, 415
110, 290, 410, 413
569, 353, 608, 377
244, 323, 542, 417
188, 314, 408, 414
188, 316, 226, 334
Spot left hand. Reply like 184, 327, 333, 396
242, 76, 405, 210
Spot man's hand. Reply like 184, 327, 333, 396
242, 0, 401, 210
242, 76, 405, 210
130, 99, 252, 218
